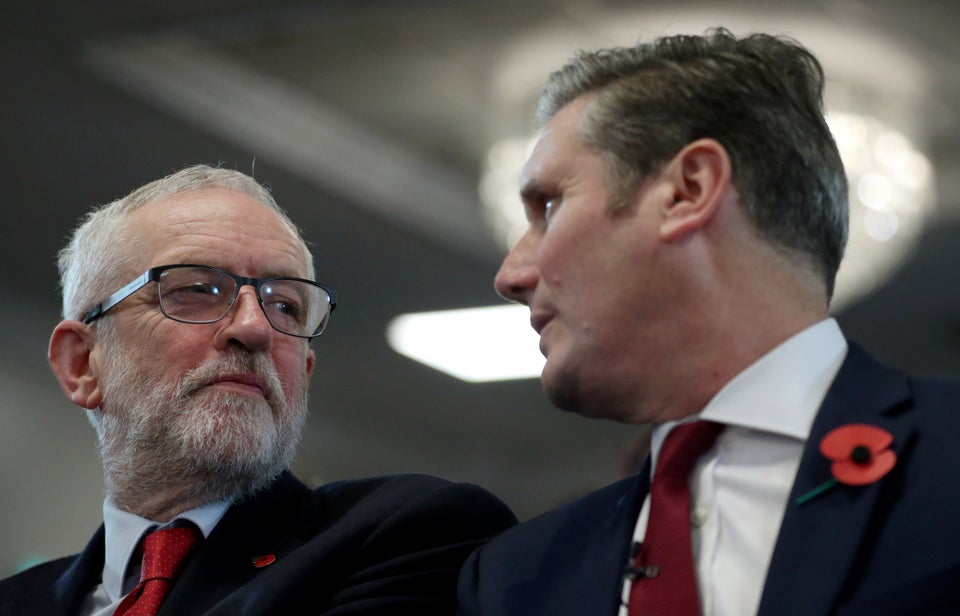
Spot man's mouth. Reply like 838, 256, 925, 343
206, 374, 269, 398
530, 311, 554, 335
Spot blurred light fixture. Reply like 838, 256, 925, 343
386, 305, 544, 382
826, 111, 935, 305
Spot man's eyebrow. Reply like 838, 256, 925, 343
519, 179, 544, 204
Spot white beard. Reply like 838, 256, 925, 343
90, 334, 309, 512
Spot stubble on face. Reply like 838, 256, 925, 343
511, 96, 678, 424
92, 327, 309, 515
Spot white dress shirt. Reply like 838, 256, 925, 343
620, 318, 848, 616
81, 498, 232, 616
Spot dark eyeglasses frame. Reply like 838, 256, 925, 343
80, 263, 338, 339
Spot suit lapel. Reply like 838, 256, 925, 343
546, 462, 651, 615
48, 527, 106, 616
585, 464, 651, 614
757, 344, 915, 615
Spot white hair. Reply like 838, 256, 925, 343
58, 164, 314, 320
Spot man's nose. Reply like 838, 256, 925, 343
218, 287, 274, 352
493, 233, 538, 305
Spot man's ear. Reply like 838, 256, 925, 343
49, 320, 103, 409
659, 138, 733, 242
305, 347, 316, 380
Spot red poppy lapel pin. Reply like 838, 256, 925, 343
795, 423, 897, 506
251, 553, 277, 568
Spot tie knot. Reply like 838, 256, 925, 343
654, 420, 724, 481
140, 525, 202, 582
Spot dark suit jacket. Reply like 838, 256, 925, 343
458, 344, 960, 615
0, 471, 517, 615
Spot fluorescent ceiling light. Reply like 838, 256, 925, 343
386, 304, 544, 382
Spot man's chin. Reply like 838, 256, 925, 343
540, 359, 618, 420
178, 456, 285, 505
181, 435, 287, 490
541, 359, 578, 413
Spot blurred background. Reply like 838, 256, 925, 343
2, 0, 959, 577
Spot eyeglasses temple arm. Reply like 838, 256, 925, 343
81, 270, 153, 324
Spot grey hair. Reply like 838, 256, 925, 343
536, 28, 849, 299
58, 164, 314, 321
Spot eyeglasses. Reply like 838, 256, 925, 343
81, 264, 337, 339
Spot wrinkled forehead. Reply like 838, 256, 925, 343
124, 188, 314, 278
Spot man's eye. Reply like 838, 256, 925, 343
170, 282, 219, 296
270, 300, 300, 318
544, 199, 559, 223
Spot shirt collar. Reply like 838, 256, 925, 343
699, 318, 847, 441
101, 497, 232, 601
650, 318, 848, 466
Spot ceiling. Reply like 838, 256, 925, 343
2, 0, 959, 576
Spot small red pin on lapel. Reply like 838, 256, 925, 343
251, 554, 276, 568
795, 423, 897, 506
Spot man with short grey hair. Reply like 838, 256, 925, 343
0, 164, 515, 615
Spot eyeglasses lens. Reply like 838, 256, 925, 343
157, 267, 330, 337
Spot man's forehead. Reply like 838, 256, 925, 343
129, 188, 286, 236
519, 122, 567, 189
520, 97, 595, 190
124, 188, 309, 272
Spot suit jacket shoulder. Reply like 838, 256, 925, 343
0, 471, 516, 616
459, 472, 648, 615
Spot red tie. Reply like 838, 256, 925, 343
628, 421, 724, 616
114, 525, 202, 616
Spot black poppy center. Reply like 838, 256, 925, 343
851, 445, 872, 464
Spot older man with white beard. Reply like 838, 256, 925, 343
0, 164, 516, 615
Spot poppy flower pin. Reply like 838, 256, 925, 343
795, 423, 897, 506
